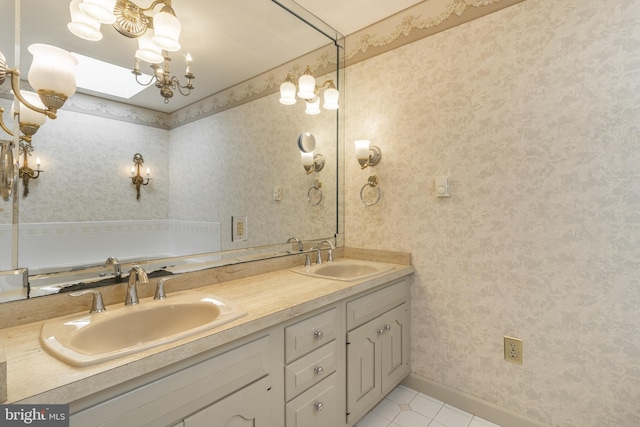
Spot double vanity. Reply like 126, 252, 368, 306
0, 249, 414, 426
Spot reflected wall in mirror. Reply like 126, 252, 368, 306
0, 0, 344, 302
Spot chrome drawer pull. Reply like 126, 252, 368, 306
314, 402, 324, 412
314, 366, 325, 376
314, 330, 324, 340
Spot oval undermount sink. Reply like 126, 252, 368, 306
291, 259, 395, 281
40, 291, 246, 366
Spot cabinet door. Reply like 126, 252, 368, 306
346, 317, 382, 424
381, 303, 410, 391
183, 377, 271, 427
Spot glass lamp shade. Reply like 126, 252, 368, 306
304, 98, 321, 115
152, 8, 182, 52
301, 151, 315, 167
68, 0, 103, 41
135, 31, 164, 64
12, 91, 47, 126
79, 0, 117, 25
354, 140, 371, 160
323, 87, 339, 110
297, 73, 316, 99
27, 44, 78, 98
279, 81, 297, 105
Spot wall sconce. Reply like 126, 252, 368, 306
301, 151, 325, 175
130, 153, 150, 200
354, 140, 382, 169
280, 66, 339, 115
297, 132, 324, 174
0, 44, 77, 121
18, 142, 43, 198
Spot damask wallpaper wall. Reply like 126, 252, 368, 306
344, 0, 640, 426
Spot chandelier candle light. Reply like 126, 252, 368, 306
67, 0, 195, 103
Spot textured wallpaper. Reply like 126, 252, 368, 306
344, 0, 640, 426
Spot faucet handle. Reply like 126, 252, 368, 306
154, 277, 172, 300
69, 289, 106, 313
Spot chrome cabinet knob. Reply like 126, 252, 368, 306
314, 402, 324, 412
314, 366, 324, 376
384, 324, 391, 332
314, 330, 324, 340
377, 328, 385, 336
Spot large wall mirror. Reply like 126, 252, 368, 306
0, 0, 344, 302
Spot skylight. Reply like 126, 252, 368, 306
71, 53, 152, 99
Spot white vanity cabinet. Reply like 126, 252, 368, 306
67, 274, 412, 427
70, 335, 274, 427
284, 308, 340, 427
345, 280, 410, 425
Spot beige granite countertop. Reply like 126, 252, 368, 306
0, 251, 413, 405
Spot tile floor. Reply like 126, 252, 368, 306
356, 385, 502, 427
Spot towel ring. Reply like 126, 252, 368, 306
360, 175, 381, 206
307, 179, 323, 206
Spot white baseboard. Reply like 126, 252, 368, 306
401, 374, 551, 427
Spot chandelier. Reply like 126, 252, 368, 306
68, 0, 195, 103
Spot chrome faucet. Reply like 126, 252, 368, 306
105, 256, 121, 279
316, 240, 335, 264
287, 237, 304, 252
125, 265, 149, 306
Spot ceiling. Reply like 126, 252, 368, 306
1, 0, 423, 113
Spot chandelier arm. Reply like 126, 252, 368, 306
138, 0, 172, 13
134, 72, 158, 87
0, 108, 14, 137
170, 76, 193, 96
9, 72, 57, 120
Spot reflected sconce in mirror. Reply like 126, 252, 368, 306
280, 66, 339, 115
67, 0, 195, 104
301, 151, 325, 175
130, 153, 150, 200
0, 44, 77, 121
354, 140, 382, 169
298, 132, 324, 174
18, 142, 43, 198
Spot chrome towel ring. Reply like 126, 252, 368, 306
307, 179, 323, 206
360, 175, 381, 206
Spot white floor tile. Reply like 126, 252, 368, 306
469, 417, 501, 427
432, 404, 473, 427
373, 398, 403, 421
410, 393, 444, 419
386, 385, 419, 405
393, 410, 432, 427
356, 411, 392, 427
362, 386, 502, 427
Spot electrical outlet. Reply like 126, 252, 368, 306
232, 216, 248, 241
504, 336, 523, 364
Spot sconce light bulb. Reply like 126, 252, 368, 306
36, 157, 41, 168
301, 151, 315, 167
146, 167, 150, 176
354, 140, 371, 160
131, 166, 135, 176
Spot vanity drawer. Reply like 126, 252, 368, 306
285, 308, 337, 363
285, 373, 337, 427
285, 341, 336, 401
346, 280, 408, 331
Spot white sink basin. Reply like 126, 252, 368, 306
291, 259, 394, 281
40, 291, 246, 366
